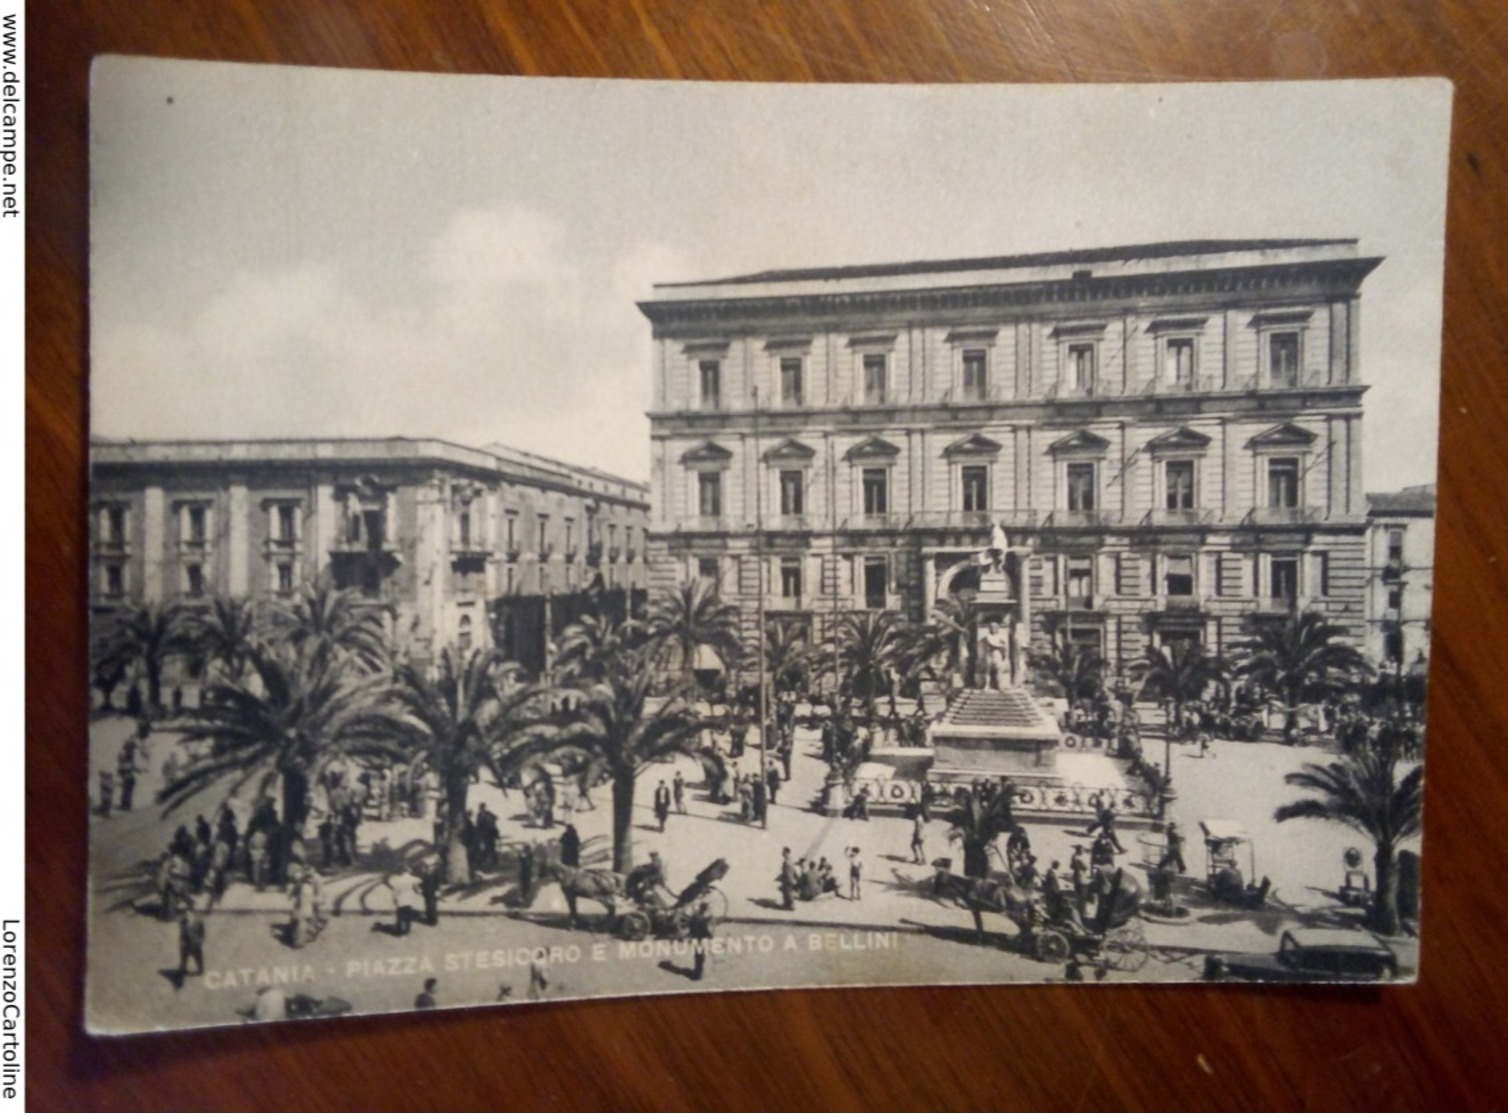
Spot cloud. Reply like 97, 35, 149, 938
91, 205, 690, 480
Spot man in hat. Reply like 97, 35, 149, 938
653, 780, 672, 832
688, 900, 714, 981
1069, 844, 1091, 917
1158, 821, 1188, 875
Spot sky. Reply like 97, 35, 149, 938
89, 59, 1451, 490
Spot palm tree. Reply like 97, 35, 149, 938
1134, 641, 1230, 813
761, 618, 815, 700
1234, 612, 1373, 740
99, 601, 193, 714
1274, 738, 1423, 935
835, 610, 905, 730
947, 782, 1016, 879
643, 579, 743, 688
388, 646, 549, 884
270, 577, 392, 671
531, 642, 708, 873
920, 596, 979, 688
554, 612, 646, 684
1030, 632, 1106, 703
90, 623, 131, 711
189, 594, 262, 686
166, 640, 397, 885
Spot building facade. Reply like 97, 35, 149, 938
89, 437, 650, 673
640, 239, 1382, 673
1364, 484, 1435, 668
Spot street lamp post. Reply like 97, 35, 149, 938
752, 385, 769, 830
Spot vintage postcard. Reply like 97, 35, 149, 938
86, 58, 1450, 1033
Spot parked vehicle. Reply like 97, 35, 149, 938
1204, 928, 1400, 983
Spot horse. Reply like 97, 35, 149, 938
536, 850, 623, 929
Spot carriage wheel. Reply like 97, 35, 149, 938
1033, 929, 1070, 964
615, 911, 651, 941
1102, 922, 1149, 972
703, 886, 730, 923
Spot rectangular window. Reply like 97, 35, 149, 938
1384, 626, 1403, 662
1066, 556, 1093, 605
564, 518, 575, 555
1269, 332, 1300, 388
779, 470, 804, 516
781, 558, 803, 601
698, 557, 719, 584
1268, 458, 1300, 508
1317, 552, 1331, 597
780, 357, 804, 406
699, 360, 721, 410
1115, 554, 1135, 596
1165, 460, 1196, 510
1164, 554, 1195, 597
698, 472, 723, 518
185, 564, 205, 597
962, 349, 988, 401
505, 514, 517, 553
275, 504, 298, 545
625, 525, 634, 555
1216, 555, 1237, 597
1068, 343, 1097, 394
1165, 338, 1195, 387
277, 562, 294, 593
861, 468, 888, 516
185, 505, 207, 545
1066, 462, 1096, 512
1270, 555, 1300, 605
961, 465, 989, 513
537, 513, 550, 555
1387, 529, 1405, 564
862, 354, 887, 404
105, 506, 126, 545
1387, 585, 1402, 611
458, 509, 473, 549
105, 564, 124, 597
863, 557, 888, 609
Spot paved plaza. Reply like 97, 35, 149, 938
85, 706, 1419, 1031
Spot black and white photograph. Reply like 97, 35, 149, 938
85, 57, 1450, 1033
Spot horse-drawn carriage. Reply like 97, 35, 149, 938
612, 858, 731, 942
934, 853, 1149, 972
543, 850, 731, 942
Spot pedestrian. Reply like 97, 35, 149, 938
1069, 844, 1091, 916
766, 764, 782, 806
847, 846, 863, 900
177, 904, 206, 982
248, 828, 270, 890
1041, 861, 1069, 921
527, 959, 549, 1002
559, 822, 581, 869
419, 860, 440, 926
1091, 833, 1117, 869
415, 977, 439, 1009
117, 758, 137, 812
910, 811, 927, 865
288, 866, 323, 948
97, 770, 114, 818
672, 771, 686, 814
752, 775, 767, 824
688, 900, 714, 981
1158, 821, 1188, 875
208, 836, 231, 907
475, 803, 500, 871
388, 870, 420, 936
778, 847, 797, 911
518, 842, 535, 905
653, 780, 672, 832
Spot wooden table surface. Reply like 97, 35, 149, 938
26, 1, 1508, 1110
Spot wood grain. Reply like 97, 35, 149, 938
26, 1, 1508, 1109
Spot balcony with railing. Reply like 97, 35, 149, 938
1243, 505, 1323, 527
1155, 593, 1206, 613
1143, 508, 1215, 528
1044, 509, 1116, 529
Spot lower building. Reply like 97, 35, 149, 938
89, 437, 650, 676
1364, 485, 1435, 668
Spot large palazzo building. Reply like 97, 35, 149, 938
640, 239, 1383, 674
89, 437, 650, 674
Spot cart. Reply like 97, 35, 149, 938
612, 858, 731, 941
1200, 818, 1270, 908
